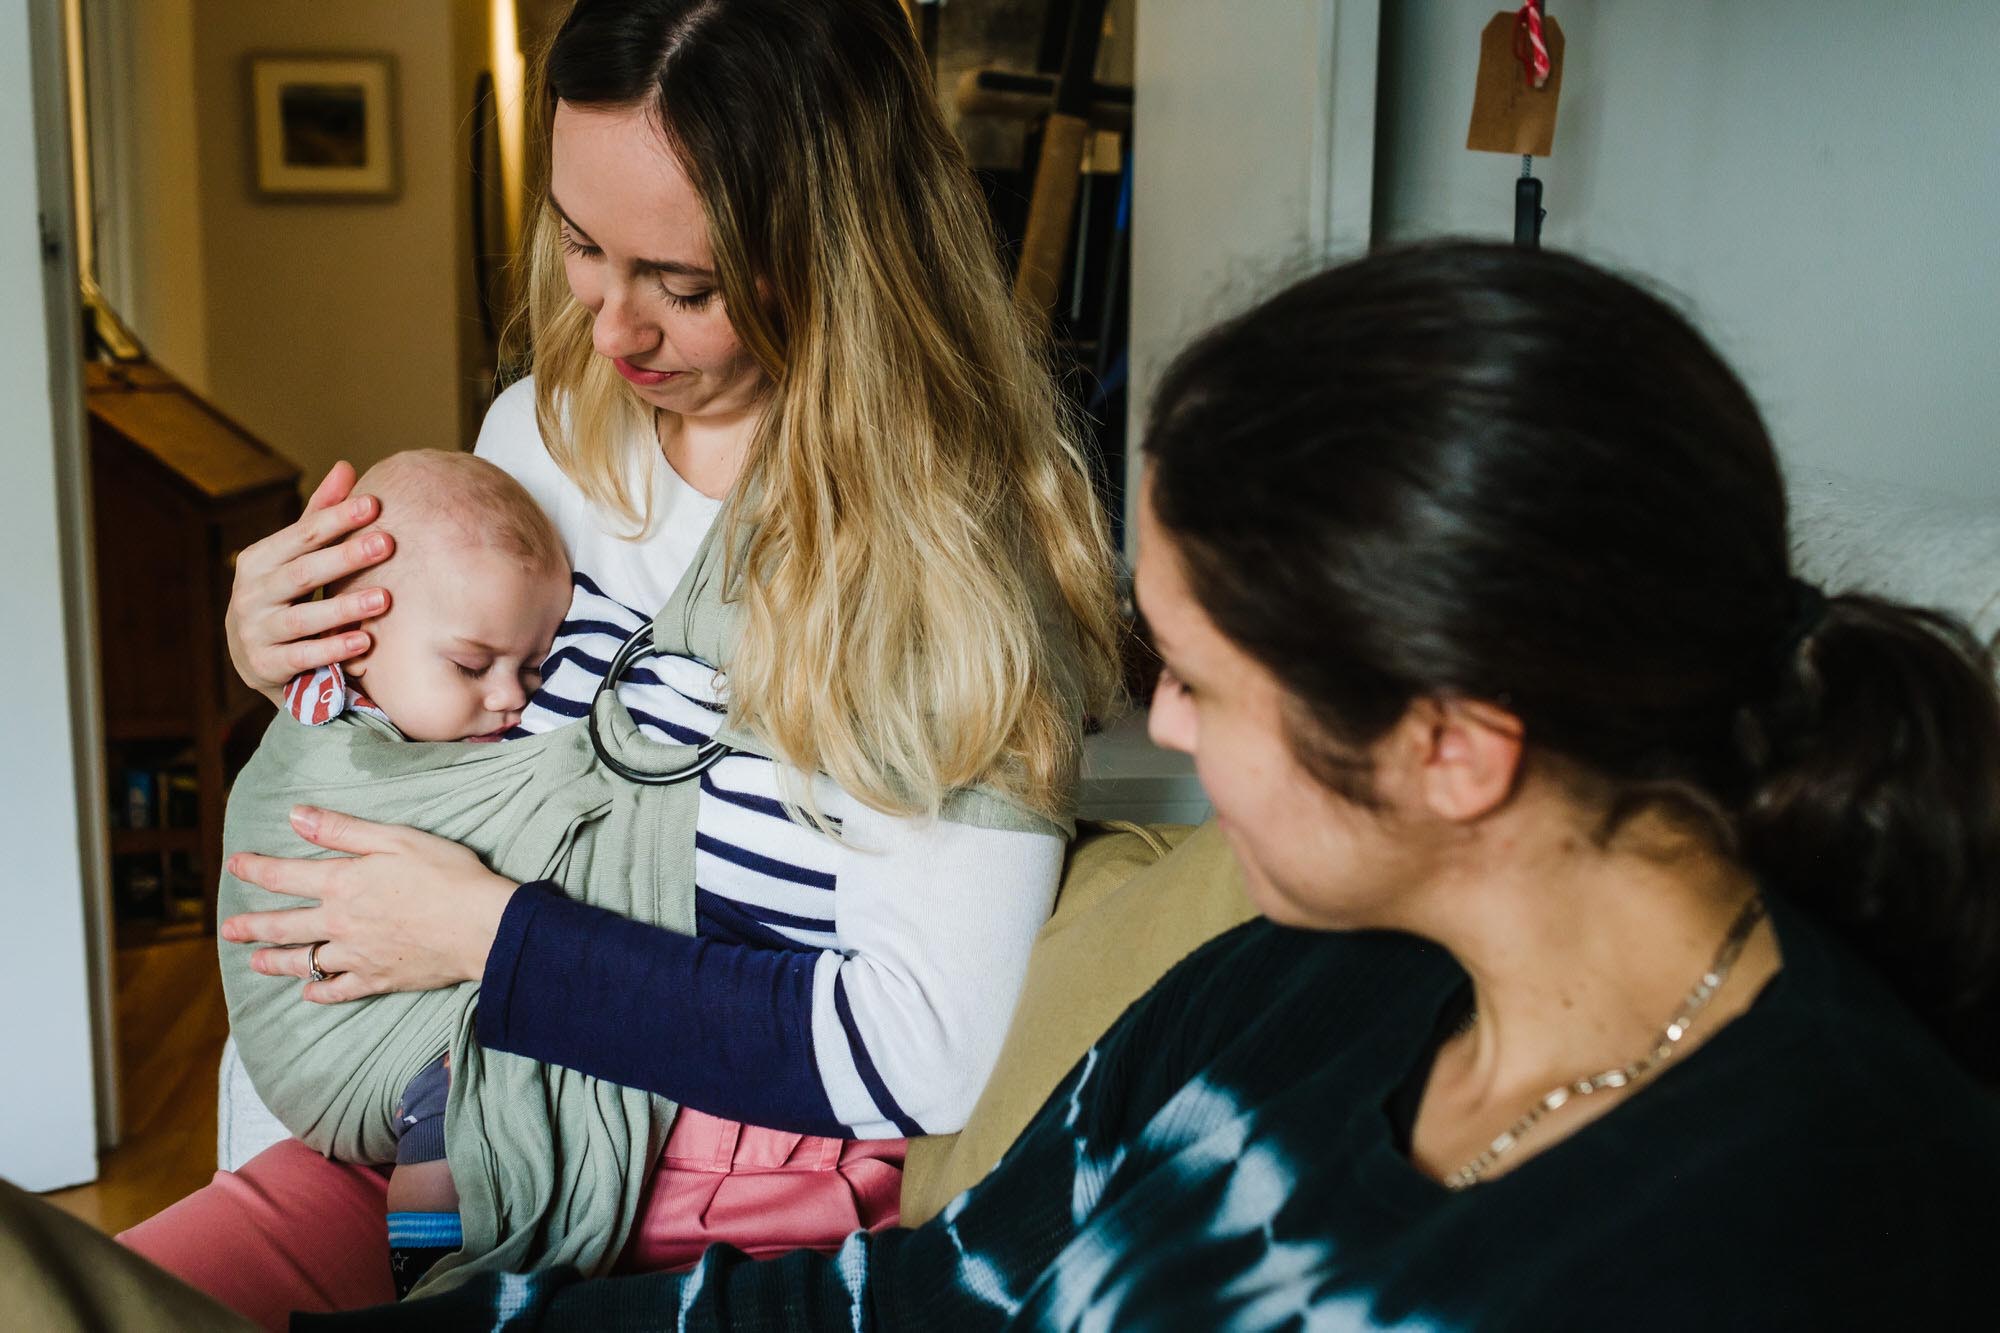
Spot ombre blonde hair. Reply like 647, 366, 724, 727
515, 0, 1120, 822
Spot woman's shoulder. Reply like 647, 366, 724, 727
1562, 1050, 2000, 1321
1763, 893, 1997, 1124
1570, 904, 2000, 1294
473, 375, 582, 531
475, 377, 562, 487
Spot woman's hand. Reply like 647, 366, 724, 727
226, 461, 398, 705
221, 806, 518, 1003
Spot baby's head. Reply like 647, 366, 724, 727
340, 450, 570, 742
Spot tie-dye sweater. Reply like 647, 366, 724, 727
309, 892, 1999, 1331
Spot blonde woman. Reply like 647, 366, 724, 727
123, 1, 1118, 1323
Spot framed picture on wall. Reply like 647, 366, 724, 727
247, 54, 398, 200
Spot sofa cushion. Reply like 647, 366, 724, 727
900, 819, 1255, 1225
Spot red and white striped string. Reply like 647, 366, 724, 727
1515, 1, 1551, 89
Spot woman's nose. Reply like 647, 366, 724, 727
592, 284, 660, 362
1147, 676, 1197, 755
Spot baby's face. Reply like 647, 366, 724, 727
346, 545, 571, 742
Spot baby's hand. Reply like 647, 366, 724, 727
225, 462, 397, 704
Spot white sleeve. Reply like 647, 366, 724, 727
808, 805, 1063, 1139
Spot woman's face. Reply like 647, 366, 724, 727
1135, 484, 1428, 930
549, 100, 770, 423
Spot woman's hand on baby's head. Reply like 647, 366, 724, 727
222, 806, 518, 1003
225, 461, 399, 704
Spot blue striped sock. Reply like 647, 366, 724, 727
386, 1210, 463, 1248
387, 1211, 462, 1298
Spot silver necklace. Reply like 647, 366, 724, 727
1442, 895, 1768, 1191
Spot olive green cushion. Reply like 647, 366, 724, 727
900, 818, 1255, 1225
0, 1180, 255, 1332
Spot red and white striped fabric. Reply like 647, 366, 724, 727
1516, 1, 1551, 89
283, 664, 390, 729
285, 663, 351, 726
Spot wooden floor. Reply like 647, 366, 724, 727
43, 937, 229, 1234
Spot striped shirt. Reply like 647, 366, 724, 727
473, 379, 1063, 1139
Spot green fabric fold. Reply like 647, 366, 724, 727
219, 689, 708, 1295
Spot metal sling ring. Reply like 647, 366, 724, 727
587, 620, 733, 786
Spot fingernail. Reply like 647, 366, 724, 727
364, 534, 389, 558
350, 498, 372, 520
344, 633, 369, 655
362, 591, 386, 614
221, 921, 242, 941
291, 806, 320, 836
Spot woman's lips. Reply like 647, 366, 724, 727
613, 357, 678, 386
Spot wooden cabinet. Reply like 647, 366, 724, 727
86, 363, 301, 946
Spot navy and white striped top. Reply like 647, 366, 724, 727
473, 379, 1064, 1140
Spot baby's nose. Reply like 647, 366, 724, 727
487, 678, 529, 712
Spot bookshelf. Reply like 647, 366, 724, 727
86, 362, 301, 947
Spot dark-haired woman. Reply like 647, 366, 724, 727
334, 242, 2000, 1330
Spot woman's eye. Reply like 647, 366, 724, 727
661, 286, 715, 312
558, 228, 600, 259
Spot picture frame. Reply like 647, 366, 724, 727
247, 53, 399, 200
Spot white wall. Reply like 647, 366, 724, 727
1375, 0, 2000, 502
1128, 0, 1379, 547
0, 0, 104, 1191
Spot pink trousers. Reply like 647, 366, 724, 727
119, 1109, 904, 1331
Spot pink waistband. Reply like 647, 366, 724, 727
617, 1106, 905, 1273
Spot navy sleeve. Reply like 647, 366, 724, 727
477, 881, 847, 1136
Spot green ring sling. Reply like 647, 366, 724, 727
219, 516, 1067, 1298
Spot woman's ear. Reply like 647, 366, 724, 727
1389, 697, 1525, 823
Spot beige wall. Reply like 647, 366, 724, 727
189, 0, 476, 488
119, 0, 209, 392
1127, 0, 1378, 553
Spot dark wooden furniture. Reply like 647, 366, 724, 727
85, 362, 301, 946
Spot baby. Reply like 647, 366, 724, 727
275, 449, 570, 1295
284, 449, 570, 745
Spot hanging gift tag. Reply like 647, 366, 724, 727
1467, 10, 1565, 157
